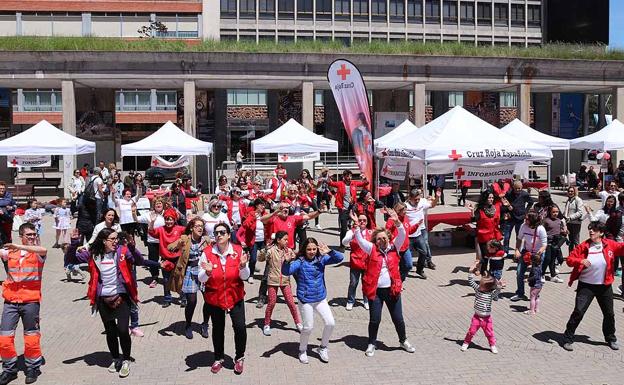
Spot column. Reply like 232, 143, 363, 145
412, 83, 426, 127
301, 81, 315, 172
613, 88, 624, 167
184, 81, 197, 181
202, 0, 220, 40
62, 80, 76, 199
517, 83, 531, 125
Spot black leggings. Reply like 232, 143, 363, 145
184, 293, 210, 326
206, 300, 246, 361
147, 243, 159, 279
99, 298, 131, 360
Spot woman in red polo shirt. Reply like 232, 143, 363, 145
198, 223, 249, 375
469, 191, 506, 274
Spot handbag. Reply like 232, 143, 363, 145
101, 294, 123, 309
161, 259, 176, 272
522, 227, 538, 264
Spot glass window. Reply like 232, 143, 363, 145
527, 5, 540, 26
409, 90, 431, 108
260, 0, 275, 19
511, 4, 524, 26
407, 0, 423, 22
390, 0, 405, 21
278, 0, 294, 18
156, 91, 177, 111
494, 3, 508, 25
477, 2, 491, 25
239, 0, 255, 18
425, 0, 440, 23
460, 2, 474, 24
298, 0, 313, 19
227, 90, 267, 106
221, 0, 237, 18
371, 0, 386, 20
316, 0, 332, 20
20, 90, 61, 112
448, 92, 463, 107
353, 0, 369, 20
116, 90, 152, 111
314, 90, 324, 106
443, 1, 457, 24
499, 92, 517, 107
335, 0, 350, 19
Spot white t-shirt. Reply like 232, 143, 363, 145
117, 198, 136, 225
99, 252, 126, 296
136, 212, 164, 243
518, 223, 547, 253
92, 176, 103, 200
88, 222, 122, 245
202, 212, 231, 239
405, 199, 431, 238
231, 201, 241, 226
255, 218, 265, 243
579, 242, 607, 285
377, 253, 391, 288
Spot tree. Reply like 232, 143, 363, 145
137, 21, 168, 38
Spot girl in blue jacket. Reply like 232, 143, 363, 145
282, 238, 344, 365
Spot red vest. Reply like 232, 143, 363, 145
349, 229, 372, 271
86, 246, 139, 306
476, 204, 503, 243
202, 243, 246, 310
3, 250, 44, 303
362, 246, 402, 301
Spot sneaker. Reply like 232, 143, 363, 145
24, 368, 40, 385
427, 261, 437, 270
316, 346, 329, 363
298, 351, 309, 364
200, 323, 209, 338
562, 342, 574, 351
551, 276, 564, 283
555, 268, 560, 274
52, 243, 60, 249
107, 359, 120, 373
400, 340, 416, 353
75, 268, 87, 280
247, 277, 254, 284
263, 325, 271, 336
609, 341, 620, 350
256, 297, 265, 309
365, 344, 375, 357
130, 327, 144, 337
180, 299, 187, 308
524, 310, 536, 315
315, 224, 323, 230
363, 300, 369, 310
490, 345, 498, 354
0, 372, 17, 385
416, 270, 427, 279
233, 358, 244, 375
149, 280, 157, 288
460, 343, 469, 351
162, 302, 171, 308
296, 323, 303, 332
345, 302, 354, 311
64, 267, 72, 281
118, 360, 130, 378
540, 277, 546, 284
185, 326, 193, 340
211, 360, 224, 374
510, 294, 525, 302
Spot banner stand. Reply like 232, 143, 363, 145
375, 157, 380, 200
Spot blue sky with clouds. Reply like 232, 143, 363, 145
611, 1, 624, 48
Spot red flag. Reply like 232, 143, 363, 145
327, 60, 373, 185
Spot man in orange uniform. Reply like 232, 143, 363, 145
0, 223, 47, 384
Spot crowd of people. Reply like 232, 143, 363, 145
0, 160, 622, 383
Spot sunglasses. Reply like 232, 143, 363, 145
23, 233, 37, 237
106, 237, 119, 242
214, 230, 228, 236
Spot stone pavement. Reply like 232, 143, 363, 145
4, 188, 624, 385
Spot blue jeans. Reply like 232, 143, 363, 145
409, 235, 429, 272
399, 249, 413, 281
368, 288, 406, 345
501, 221, 513, 255
421, 229, 432, 263
515, 253, 528, 297
347, 268, 367, 305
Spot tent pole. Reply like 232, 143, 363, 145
547, 160, 551, 192
424, 161, 428, 198
567, 149, 571, 187
375, 157, 380, 200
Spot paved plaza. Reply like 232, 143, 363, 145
4, 189, 624, 385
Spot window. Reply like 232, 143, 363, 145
298, 0, 313, 19
407, 1, 423, 22
314, 90, 324, 106
221, 0, 237, 18
527, 5, 540, 26
390, 0, 405, 21
460, 2, 474, 24
371, 0, 386, 21
259, 0, 275, 18
334, 0, 350, 19
425, 0, 440, 23
443, 1, 457, 24
227, 89, 267, 106
278, 0, 294, 19
20, 90, 62, 112
494, 3, 507, 26
156, 91, 177, 111
448, 92, 463, 107
353, 0, 369, 20
316, 0, 332, 20
476, 3, 491, 25
239, 0, 255, 18
499, 92, 516, 107
511, 4, 524, 26
409, 91, 432, 107
115, 90, 151, 111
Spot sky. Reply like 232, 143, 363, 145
610, 1, 624, 48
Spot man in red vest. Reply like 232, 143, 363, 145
0, 223, 47, 385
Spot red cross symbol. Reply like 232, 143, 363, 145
10, 158, 17, 166
337, 64, 351, 81
454, 167, 465, 180
152, 158, 159, 166
382, 165, 389, 174
448, 149, 462, 161
280, 154, 289, 161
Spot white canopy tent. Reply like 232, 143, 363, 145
0, 119, 95, 155
569, 119, 624, 151
121, 121, 214, 191
250, 118, 338, 153
375, 119, 419, 150
501, 118, 570, 186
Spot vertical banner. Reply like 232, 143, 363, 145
327, 60, 374, 188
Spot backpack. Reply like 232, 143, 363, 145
81, 177, 98, 204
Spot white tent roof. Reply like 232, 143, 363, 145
501, 119, 570, 150
378, 106, 552, 162
121, 121, 213, 157
0, 120, 95, 155
569, 119, 624, 151
375, 120, 418, 149
251, 119, 338, 153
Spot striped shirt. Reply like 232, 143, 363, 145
469, 274, 499, 317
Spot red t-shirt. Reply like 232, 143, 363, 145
269, 215, 304, 249
153, 225, 186, 260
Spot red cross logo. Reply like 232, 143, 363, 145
10, 158, 17, 167
454, 167, 465, 180
337, 64, 351, 81
152, 159, 159, 166
280, 154, 289, 161
448, 150, 462, 161
382, 165, 389, 174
